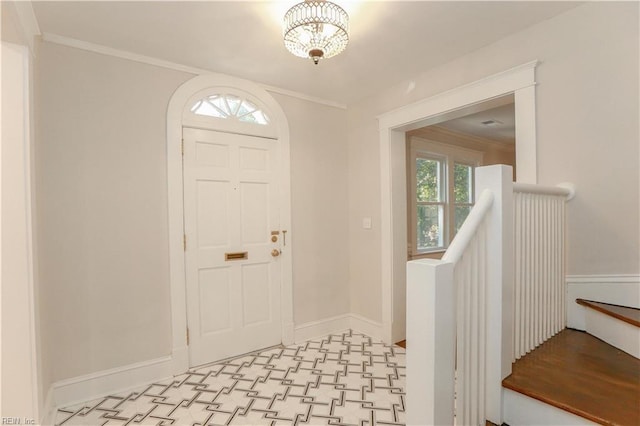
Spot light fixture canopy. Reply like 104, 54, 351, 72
283, 0, 349, 65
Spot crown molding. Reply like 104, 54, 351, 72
410, 125, 516, 152
41, 33, 347, 110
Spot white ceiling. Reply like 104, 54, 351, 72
438, 102, 515, 144
32, 1, 581, 105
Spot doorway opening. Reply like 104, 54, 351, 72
378, 61, 538, 345
406, 96, 516, 263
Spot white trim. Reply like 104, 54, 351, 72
503, 388, 598, 425
293, 314, 384, 343
14, 1, 41, 55
51, 355, 180, 410
40, 386, 56, 426
514, 85, 537, 182
41, 32, 209, 74
1, 41, 40, 421
40, 32, 346, 110
566, 274, 640, 330
293, 315, 351, 343
378, 61, 539, 344
47, 314, 384, 415
349, 314, 384, 341
167, 74, 294, 368
566, 274, 640, 283
377, 60, 539, 132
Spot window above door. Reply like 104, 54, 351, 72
190, 94, 270, 125
183, 88, 277, 139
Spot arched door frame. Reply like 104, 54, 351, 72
166, 74, 293, 372
377, 61, 539, 344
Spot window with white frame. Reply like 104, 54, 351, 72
409, 139, 482, 256
189, 94, 270, 125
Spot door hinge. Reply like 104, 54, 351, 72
183, 234, 187, 251
186, 328, 190, 345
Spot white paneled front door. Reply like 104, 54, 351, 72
183, 127, 282, 367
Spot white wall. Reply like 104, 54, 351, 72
347, 2, 639, 322
36, 42, 190, 384
35, 41, 350, 384
347, 105, 383, 322
270, 94, 350, 325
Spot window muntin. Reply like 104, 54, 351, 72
190, 94, 270, 125
409, 141, 482, 256
415, 156, 446, 251
453, 162, 475, 236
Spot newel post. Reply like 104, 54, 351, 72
476, 165, 514, 423
406, 259, 455, 425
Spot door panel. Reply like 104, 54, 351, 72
242, 263, 272, 325
240, 182, 269, 243
199, 267, 232, 334
183, 127, 281, 366
196, 180, 229, 247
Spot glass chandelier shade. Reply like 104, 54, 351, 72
283, 0, 349, 65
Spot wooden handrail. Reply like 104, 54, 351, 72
576, 299, 640, 328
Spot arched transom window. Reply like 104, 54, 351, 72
189, 94, 270, 125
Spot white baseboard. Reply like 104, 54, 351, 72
503, 388, 597, 425
566, 274, 640, 330
49, 315, 385, 415
349, 314, 383, 340
293, 314, 351, 343
171, 345, 189, 375
40, 386, 56, 425
51, 352, 184, 410
293, 314, 384, 343
282, 321, 295, 346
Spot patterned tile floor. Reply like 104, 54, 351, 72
55, 331, 406, 425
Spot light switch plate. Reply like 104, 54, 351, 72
362, 217, 372, 229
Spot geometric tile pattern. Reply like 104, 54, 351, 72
55, 331, 405, 425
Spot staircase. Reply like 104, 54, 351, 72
406, 165, 640, 425
503, 324, 639, 425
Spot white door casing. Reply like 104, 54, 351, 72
183, 128, 282, 365
167, 75, 293, 372
378, 61, 539, 344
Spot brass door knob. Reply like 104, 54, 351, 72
271, 249, 281, 257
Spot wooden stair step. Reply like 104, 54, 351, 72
502, 328, 640, 425
576, 299, 640, 328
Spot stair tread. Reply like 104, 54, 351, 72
577, 299, 640, 328
502, 328, 640, 425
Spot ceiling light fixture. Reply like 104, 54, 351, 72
283, 0, 349, 65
